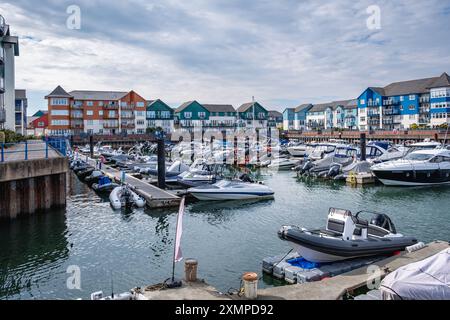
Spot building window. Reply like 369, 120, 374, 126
87, 120, 94, 125
137, 120, 145, 125
409, 115, 416, 120
87, 101, 94, 107
51, 120, 69, 126
99, 110, 104, 116
161, 111, 171, 119
51, 98, 68, 106
400, 96, 404, 102
147, 111, 156, 118
136, 111, 145, 117
360, 99, 365, 105
108, 111, 116, 117
38, 122, 44, 127
51, 109, 69, 116
99, 101, 104, 107
409, 105, 415, 111
360, 117, 366, 122
136, 102, 145, 107
409, 95, 416, 101
121, 102, 127, 107
198, 112, 206, 119
86, 110, 94, 116
184, 112, 192, 119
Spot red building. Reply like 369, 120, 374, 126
27, 113, 48, 136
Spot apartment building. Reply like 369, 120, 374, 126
305, 100, 356, 130
357, 72, 450, 130
268, 110, 283, 129
174, 101, 238, 132
0, 14, 20, 132
237, 102, 269, 128
146, 99, 174, 134
46, 86, 147, 136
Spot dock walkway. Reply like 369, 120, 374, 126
78, 153, 180, 208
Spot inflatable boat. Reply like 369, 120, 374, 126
278, 208, 417, 263
92, 177, 118, 194
109, 186, 146, 210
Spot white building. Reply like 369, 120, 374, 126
0, 15, 20, 132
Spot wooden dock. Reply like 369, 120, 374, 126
79, 154, 180, 208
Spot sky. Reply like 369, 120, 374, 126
1, 0, 450, 115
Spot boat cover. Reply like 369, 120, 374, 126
287, 257, 321, 270
380, 248, 450, 300
342, 160, 372, 174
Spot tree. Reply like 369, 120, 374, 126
410, 123, 419, 130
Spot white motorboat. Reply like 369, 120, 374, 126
373, 145, 409, 163
109, 186, 146, 210
372, 148, 450, 186
188, 179, 274, 201
278, 208, 417, 263
267, 157, 300, 170
287, 143, 317, 157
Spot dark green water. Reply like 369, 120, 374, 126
0, 171, 449, 300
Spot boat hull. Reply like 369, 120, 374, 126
373, 169, 450, 186
189, 191, 274, 201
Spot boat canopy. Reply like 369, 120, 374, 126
380, 248, 450, 300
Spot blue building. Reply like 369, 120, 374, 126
283, 108, 295, 131
357, 72, 450, 130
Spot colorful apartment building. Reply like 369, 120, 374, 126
237, 102, 269, 128
268, 110, 283, 129
45, 86, 147, 136
357, 72, 450, 130
146, 99, 174, 133
305, 100, 357, 130
174, 101, 237, 132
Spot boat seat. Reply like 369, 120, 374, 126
319, 229, 342, 237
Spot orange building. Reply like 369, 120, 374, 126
45, 86, 148, 136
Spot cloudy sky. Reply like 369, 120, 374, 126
1, 0, 450, 114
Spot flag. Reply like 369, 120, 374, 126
174, 197, 186, 263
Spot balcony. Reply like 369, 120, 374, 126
104, 123, 119, 129
71, 123, 84, 129
104, 113, 119, 119
383, 100, 400, 106
105, 103, 119, 110
120, 104, 134, 110
71, 113, 84, 119
121, 113, 135, 119
368, 113, 380, 117
419, 108, 430, 114
71, 103, 84, 109
121, 123, 136, 129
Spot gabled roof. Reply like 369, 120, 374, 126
368, 87, 385, 96
202, 104, 236, 113
147, 99, 173, 111
69, 90, 128, 100
45, 86, 73, 99
268, 110, 283, 118
32, 110, 48, 117
344, 99, 358, 110
382, 77, 437, 96
175, 101, 204, 113
309, 100, 354, 113
238, 102, 267, 113
294, 103, 313, 113
428, 72, 450, 89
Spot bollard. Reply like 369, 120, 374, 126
185, 259, 198, 282
360, 133, 367, 161
242, 272, 259, 300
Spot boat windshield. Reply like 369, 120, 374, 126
314, 145, 336, 153
404, 153, 434, 161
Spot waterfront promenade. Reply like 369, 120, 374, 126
1, 141, 61, 162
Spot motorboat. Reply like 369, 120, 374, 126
109, 186, 146, 210
188, 179, 274, 201
92, 176, 119, 193
177, 172, 221, 188
143, 160, 190, 177
76, 167, 96, 180
405, 141, 441, 154
373, 145, 409, 163
287, 143, 317, 157
298, 146, 357, 177
278, 207, 417, 263
267, 157, 301, 170
85, 171, 104, 185
371, 148, 450, 186
308, 143, 342, 161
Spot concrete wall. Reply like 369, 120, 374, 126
0, 157, 68, 220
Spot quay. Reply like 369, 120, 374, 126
0, 140, 68, 220
79, 154, 180, 208
137, 240, 448, 300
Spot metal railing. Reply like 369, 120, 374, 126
0, 138, 67, 162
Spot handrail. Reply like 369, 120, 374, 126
0, 138, 67, 162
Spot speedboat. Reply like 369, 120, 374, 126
373, 145, 409, 163
278, 207, 417, 263
177, 172, 221, 188
371, 148, 450, 186
143, 160, 190, 177
188, 179, 274, 201
287, 143, 317, 157
267, 157, 300, 170
298, 146, 357, 177
109, 186, 146, 210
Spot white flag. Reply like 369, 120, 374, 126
174, 197, 186, 263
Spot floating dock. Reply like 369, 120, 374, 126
77, 153, 180, 208
136, 240, 448, 300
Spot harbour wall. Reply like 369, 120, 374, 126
0, 157, 68, 220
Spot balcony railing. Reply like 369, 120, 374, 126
71, 113, 84, 119
383, 100, 400, 106
71, 123, 84, 129
367, 102, 381, 107
104, 123, 119, 129
104, 113, 119, 119
121, 123, 136, 129
105, 104, 119, 110
121, 114, 135, 119
71, 104, 84, 109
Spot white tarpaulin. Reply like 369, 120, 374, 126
380, 248, 450, 300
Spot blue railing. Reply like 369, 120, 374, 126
0, 138, 68, 163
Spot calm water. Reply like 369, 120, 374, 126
0, 171, 449, 300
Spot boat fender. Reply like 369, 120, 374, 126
406, 242, 426, 253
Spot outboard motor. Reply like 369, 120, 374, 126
370, 213, 397, 234
300, 160, 314, 175
328, 164, 341, 178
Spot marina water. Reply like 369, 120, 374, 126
1, 171, 449, 300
